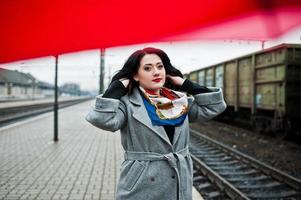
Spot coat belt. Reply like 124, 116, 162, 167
124, 147, 190, 200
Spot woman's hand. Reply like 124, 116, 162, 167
166, 75, 185, 86
119, 78, 130, 88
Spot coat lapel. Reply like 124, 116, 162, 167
172, 125, 182, 146
172, 95, 193, 146
172, 96, 194, 145
130, 87, 173, 147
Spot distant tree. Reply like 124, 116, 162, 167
60, 82, 81, 96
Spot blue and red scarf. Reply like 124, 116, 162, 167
139, 86, 188, 126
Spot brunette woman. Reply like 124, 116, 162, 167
86, 47, 227, 200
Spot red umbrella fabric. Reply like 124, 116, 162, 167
1, 0, 301, 64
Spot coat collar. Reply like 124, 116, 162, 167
129, 86, 142, 106
129, 87, 184, 148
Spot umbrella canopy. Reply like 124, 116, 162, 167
1, 0, 301, 64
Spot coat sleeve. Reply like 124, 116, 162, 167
188, 87, 227, 123
85, 95, 127, 132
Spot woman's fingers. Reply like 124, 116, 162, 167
166, 75, 184, 86
119, 78, 130, 88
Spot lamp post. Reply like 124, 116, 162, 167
99, 48, 105, 94
98, 50, 116, 94
54, 55, 59, 142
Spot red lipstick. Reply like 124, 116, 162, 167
152, 78, 162, 82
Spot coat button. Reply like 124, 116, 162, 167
171, 175, 175, 179
150, 177, 155, 182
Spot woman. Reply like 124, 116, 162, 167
85, 47, 227, 200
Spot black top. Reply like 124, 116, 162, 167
102, 79, 212, 143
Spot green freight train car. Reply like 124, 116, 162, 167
187, 43, 301, 138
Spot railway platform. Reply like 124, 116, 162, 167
0, 100, 203, 200
0, 96, 90, 109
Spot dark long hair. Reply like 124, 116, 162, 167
110, 47, 183, 93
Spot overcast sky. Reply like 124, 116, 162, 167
1, 26, 300, 92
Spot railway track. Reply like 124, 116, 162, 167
190, 128, 301, 200
0, 97, 91, 126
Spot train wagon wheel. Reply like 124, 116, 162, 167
274, 118, 291, 140
284, 118, 293, 138
252, 118, 264, 134
274, 130, 289, 140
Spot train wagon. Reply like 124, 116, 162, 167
186, 43, 301, 138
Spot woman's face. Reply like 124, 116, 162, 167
134, 54, 166, 93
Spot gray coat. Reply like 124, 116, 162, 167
85, 86, 227, 200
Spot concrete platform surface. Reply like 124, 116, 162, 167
0, 101, 203, 200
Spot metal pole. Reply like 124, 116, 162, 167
54, 55, 59, 142
261, 40, 266, 50
99, 48, 105, 94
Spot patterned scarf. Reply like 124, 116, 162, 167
139, 86, 188, 126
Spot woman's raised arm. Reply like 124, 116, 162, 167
85, 80, 128, 132
179, 79, 227, 122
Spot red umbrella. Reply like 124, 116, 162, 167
1, 0, 301, 64
1, 0, 301, 141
